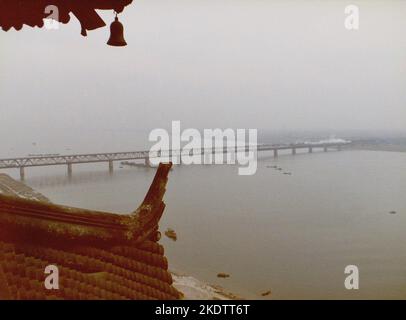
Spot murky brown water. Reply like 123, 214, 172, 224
3, 149, 406, 299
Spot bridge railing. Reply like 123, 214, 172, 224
0, 142, 351, 170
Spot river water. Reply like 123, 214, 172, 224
1, 149, 406, 299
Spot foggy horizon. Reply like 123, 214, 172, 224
1, 0, 406, 151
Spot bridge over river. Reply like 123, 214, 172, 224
0, 142, 351, 180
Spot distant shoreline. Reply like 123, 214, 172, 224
348, 144, 406, 153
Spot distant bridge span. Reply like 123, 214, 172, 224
0, 142, 350, 180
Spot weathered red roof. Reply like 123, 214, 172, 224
0, 163, 182, 300
0, 0, 133, 34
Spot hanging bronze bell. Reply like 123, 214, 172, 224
107, 16, 127, 47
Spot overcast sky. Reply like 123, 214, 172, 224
0, 0, 405, 153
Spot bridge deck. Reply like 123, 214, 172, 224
0, 142, 350, 170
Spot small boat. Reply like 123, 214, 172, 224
165, 228, 178, 241
217, 273, 230, 278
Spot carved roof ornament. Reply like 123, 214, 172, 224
0, 0, 133, 45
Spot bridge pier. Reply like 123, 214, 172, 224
292, 148, 296, 155
170, 151, 181, 165
19, 167, 25, 181
273, 149, 278, 158
67, 163, 73, 178
108, 160, 114, 174
309, 146, 313, 153
145, 156, 153, 168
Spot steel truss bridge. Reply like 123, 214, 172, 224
0, 142, 350, 179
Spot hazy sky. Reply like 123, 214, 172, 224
0, 0, 405, 153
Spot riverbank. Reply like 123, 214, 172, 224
0, 173, 50, 202
172, 272, 242, 300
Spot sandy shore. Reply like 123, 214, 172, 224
171, 271, 242, 300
